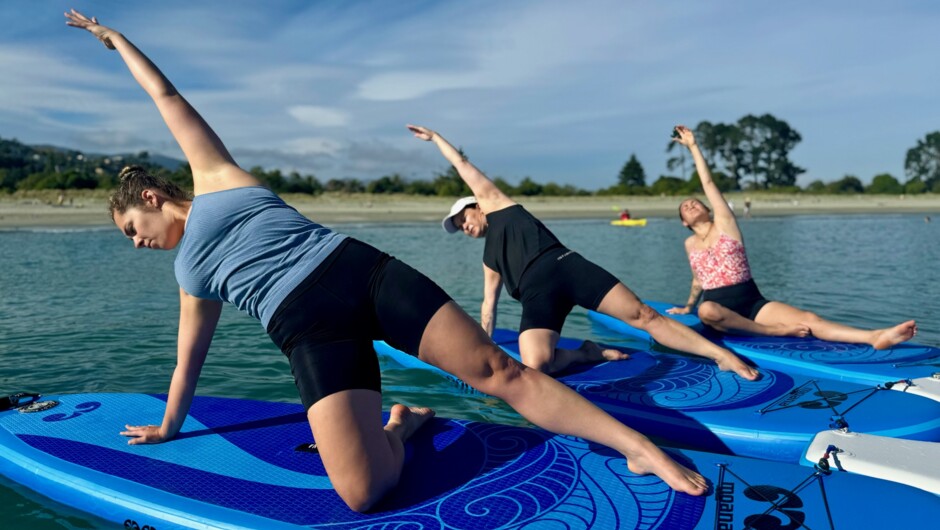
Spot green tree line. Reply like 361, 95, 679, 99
2, 121, 938, 196
601, 116, 938, 195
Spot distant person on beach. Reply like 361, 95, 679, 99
408, 124, 758, 381
670, 125, 916, 349
743, 197, 751, 219
66, 9, 709, 508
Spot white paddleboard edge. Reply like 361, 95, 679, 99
803, 429, 940, 496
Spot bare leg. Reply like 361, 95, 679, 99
597, 284, 759, 381
754, 302, 917, 349
518, 328, 629, 374
698, 301, 809, 337
418, 301, 707, 495
307, 389, 434, 512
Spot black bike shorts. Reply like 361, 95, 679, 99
266, 238, 452, 410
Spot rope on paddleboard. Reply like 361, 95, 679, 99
756, 379, 899, 431
0, 392, 40, 412
718, 462, 833, 530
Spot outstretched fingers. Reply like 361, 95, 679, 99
120, 424, 165, 445
406, 124, 434, 141
64, 8, 92, 27
64, 9, 115, 49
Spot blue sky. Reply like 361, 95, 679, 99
1, 1, 937, 189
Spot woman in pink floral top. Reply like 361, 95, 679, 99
669, 125, 916, 350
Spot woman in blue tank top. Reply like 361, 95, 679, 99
409, 125, 760, 381
67, 9, 709, 510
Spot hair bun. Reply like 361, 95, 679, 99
118, 165, 146, 183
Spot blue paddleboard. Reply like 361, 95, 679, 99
1, 393, 937, 529
377, 330, 940, 463
587, 301, 940, 400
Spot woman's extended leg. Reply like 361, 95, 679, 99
307, 389, 434, 512
596, 283, 759, 380
518, 328, 629, 374
698, 301, 809, 337
754, 302, 917, 349
418, 301, 708, 495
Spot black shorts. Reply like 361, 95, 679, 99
702, 278, 770, 321
516, 247, 620, 333
266, 238, 452, 410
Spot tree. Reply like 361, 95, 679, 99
736, 114, 805, 189
515, 177, 543, 196
283, 171, 323, 195
904, 177, 927, 194
805, 180, 827, 194
492, 177, 515, 195
366, 173, 407, 194
686, 170, 737, 193
649, 176, 686, 196
405, 179, 435, 195
325, 178, 365, 193
826, 175, 864, 194
618, 154, 646, 187
904, 131, 940, 191
664, 142, 689, 180
708, 122, 747, 188
865, 173, 902, 194
432, 166, 471, 196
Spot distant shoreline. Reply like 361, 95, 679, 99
1, 191, 937, 229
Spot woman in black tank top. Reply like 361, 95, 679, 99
410, 124, 759, 382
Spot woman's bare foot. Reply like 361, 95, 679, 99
871, 320, 917, 350
579, 340, 630, 363
625, 441, 708, 496
714, 350, 760, 381
385, 404, 435, 443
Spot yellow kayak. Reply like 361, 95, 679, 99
610, 218, 647, 227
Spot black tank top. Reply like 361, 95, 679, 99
482, 205, 564, 299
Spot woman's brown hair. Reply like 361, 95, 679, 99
108, 165, 190, 220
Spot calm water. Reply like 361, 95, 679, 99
1, 214, 938, 528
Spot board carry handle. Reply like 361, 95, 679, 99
0, 392, 40, 412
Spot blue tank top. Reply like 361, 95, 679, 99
174, 186, 347, 328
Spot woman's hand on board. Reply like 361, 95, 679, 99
121, 424, 171, 445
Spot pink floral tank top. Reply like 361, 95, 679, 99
688, 232, 753, 290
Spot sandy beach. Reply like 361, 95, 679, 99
1, 190, 937, 229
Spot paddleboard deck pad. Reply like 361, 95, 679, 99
1, 393, 937, 529
378, 330, 940, 463
804, 429, 940, 496
588, 301, 940, 400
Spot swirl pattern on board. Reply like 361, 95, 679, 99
566, 356, 785, 411
722, 337, 939, 365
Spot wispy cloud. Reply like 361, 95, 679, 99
288, 106, 350, 127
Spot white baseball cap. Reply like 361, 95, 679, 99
442, 196, 478, 233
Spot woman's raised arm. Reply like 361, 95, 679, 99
673, 125, 738, 232
65, 10, 255, 193
407, 124, 514, 214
